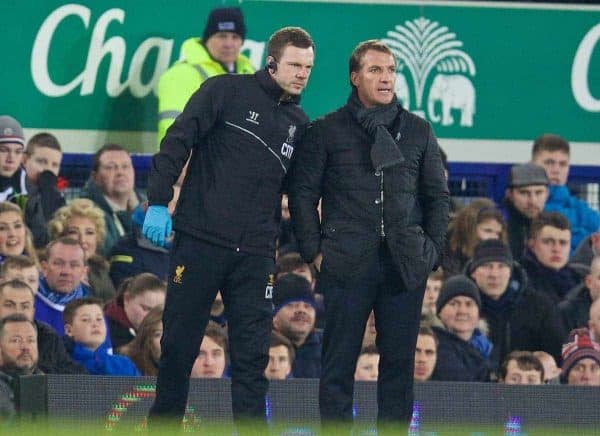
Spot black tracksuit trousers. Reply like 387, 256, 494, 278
319, 244, 426, 428
149, 234, 274, 423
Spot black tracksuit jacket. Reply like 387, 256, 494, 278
148, 69, 309, 257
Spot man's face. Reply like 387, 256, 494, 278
0, 287, 34, 321
475, 219, 503, 241
190, 336, 226, 378
532, 150, 570, 185
22, 146, 62, 183
0, 142, 24, 178
351, 49, 396, 108
265, 344, 292, 380
507, 185, 549, 219
528, 225, 571, 270
2, 266, 40, 294
585, 259, 600, 301
414, 334, 437, 381
273, 300, 316, 345
204, 32, 243, 65
567, 358, 600, 386
438, 296, 479, 340
64, 304, 106, 350
502, 360, 543, 385
269, 45, 314, 96
92, 150, 134, 198
123, 290, 165, 331
471, 262, 511, 301
0, 321, 38, 375
41, 243, 87, 294
354, 353, 379, 381
423, 278, 441, 314
0, 210, 27, 257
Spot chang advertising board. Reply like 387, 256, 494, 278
2, 0, 599, 162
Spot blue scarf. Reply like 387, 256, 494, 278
37, 277, 90, 307
469, 328, 493, 359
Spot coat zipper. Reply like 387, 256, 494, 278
380, 171, 385, 239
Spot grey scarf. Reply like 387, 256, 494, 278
346, 90, 404, 171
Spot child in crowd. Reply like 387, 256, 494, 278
422, 268, 444, 315
63, 297, 139, 376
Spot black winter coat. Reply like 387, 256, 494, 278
148, 70, 309, 258
502, 198, 531, 262
430, 326, 491, 382
479, 263, 566, 368
559, 284, 593, 333
288, 103, 449, 288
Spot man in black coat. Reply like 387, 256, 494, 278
468, 239, 566, 371
143, 27, 316, 425
560, 256, 600, 332
288, 40, 449, 429
502, 163, 549, 262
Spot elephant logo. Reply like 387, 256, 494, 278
382, 17, 476, 127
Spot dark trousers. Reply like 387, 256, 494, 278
319, 244, 425, 426
149, 235, 274, 423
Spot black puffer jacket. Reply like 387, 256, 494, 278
559, 284, 593, 333
288, 103, 449, 288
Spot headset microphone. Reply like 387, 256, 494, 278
267, 58, 278, 73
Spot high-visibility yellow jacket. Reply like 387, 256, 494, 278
157, 38, 255, 145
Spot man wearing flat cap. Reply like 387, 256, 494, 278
157, 7, 254, 144
468, 239, 566, 372
502, 163, 549, 262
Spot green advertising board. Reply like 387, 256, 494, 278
2, 0, 600, 163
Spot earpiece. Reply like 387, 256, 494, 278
267, 57, 278, 73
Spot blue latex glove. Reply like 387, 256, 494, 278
142, 205, 172, 247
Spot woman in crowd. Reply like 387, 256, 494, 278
48, 198, 115, 300
119, 306, 163, 376
443, 198, 508, 277
104, 272, 166, 349
0, 201, 39, 265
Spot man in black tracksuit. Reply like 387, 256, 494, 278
288, 41, 449, 431
143, 27, 315, 425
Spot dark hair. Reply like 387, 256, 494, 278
529, 211, 571, 240
418, 325, 439, 346
500, 350, 544, 381
349, 40, 395, 87
204, 321, 228, 352
269, 330, 295, 364
119, 306, 163, 376
116, 272, 166, 305
359, 344, 379, 357
91, 143, 129, 172
25, 132, 62, 155
532, 134, 570, 157
267, 27, 314, 61
1, 255, 37, 276
0, 279, 34, 298
0, 313, 36, 337
276, 252, 314, 280
63, 297, 103, 326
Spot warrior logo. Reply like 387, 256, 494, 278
382, 17, 476, 127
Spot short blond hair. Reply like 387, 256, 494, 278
48, 198, 106, 245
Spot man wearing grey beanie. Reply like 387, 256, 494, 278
0, 115, 28, 202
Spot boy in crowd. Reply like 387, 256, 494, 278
414, 326, 438, 382
498, 351, 544, 385
190, 322, 227, 379
265, 331, 294, 381
62, 297, 139, 376
354, 345, 379, 382
422, 269, 443, 315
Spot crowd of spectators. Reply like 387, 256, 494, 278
0, 86, 599, 419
